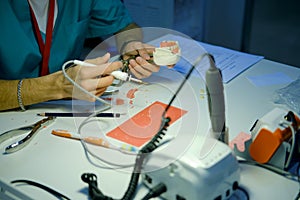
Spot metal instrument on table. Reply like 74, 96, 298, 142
0, 117, 55, 154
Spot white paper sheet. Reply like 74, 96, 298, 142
150, 34, 264, 83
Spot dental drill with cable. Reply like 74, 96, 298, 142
65, 40, 181, 85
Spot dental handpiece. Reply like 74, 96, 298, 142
205, 55, 228, 143
73, 60, 146, 84
110, 71, 146, 84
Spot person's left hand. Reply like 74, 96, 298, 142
122, 41, 160, 79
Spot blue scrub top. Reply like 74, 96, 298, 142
0, 0, 133, 80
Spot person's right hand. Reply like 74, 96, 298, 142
62, 53, 122, 101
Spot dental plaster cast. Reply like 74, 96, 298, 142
153, 41, 181, 67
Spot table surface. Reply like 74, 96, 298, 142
0, 59, 300, 200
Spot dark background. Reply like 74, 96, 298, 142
123, 0, 300, 68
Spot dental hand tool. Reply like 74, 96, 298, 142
0, 117, 55, 154
205, 55, 228, 144
73, 60, 97, 67
51, 129, 137, 153
73, 60, 147, 84
110, 71, 148, 84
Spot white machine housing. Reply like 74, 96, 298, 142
142, 136, 240, 200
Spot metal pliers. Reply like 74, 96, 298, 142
0, 116, 55, 154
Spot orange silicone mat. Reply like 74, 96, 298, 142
106, 101, 187, 147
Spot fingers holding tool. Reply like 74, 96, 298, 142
121, 41, 159, 79
120, 40, 181, 79
70, 53, 123, 100
128, 57, 157, 79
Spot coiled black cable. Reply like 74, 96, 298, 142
81, 53, 209, 200
141, 183, 167, 200
81, 117, 171, 200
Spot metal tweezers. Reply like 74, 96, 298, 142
0, 117, 55, 154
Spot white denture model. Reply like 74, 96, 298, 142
153, 41, 181, 66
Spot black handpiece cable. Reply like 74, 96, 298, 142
11, 179, 71, 200
81, 53, 211, 200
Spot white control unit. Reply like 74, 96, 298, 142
142, 136, 240, 200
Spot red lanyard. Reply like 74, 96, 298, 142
28, 0, 55, 76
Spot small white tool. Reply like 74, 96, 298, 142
110, 71, 147, 84
73, 60, 97, 67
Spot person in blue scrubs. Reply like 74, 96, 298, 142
0, 0, 159, 111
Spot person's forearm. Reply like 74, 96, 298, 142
115, 23, 143, 54
22, 72, 67, 105
0, 80, 20, 111
0, 71, 67, 111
